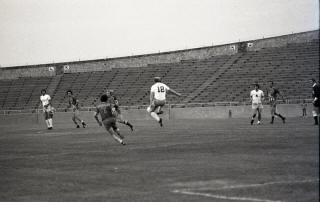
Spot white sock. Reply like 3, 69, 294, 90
48, 119, 53, 127
150, 112, 160, 122
45, 120, 50, 127
112, 134, 122, 143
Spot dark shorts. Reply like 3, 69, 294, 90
102, 117, 117, 130
43, 106, 53, 119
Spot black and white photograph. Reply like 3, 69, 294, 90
0, 0, 319, 201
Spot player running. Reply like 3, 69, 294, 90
66, 90, 87, 128
94, 94, 126, 145
266, 81, 286, 124
311, 78, 320, 125
105, 90, 134, 131
147, 77, 181, 127
250, 83, 264, 125
40, 89, 54, 129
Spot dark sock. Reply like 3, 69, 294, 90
314, 116, 319, 125
271, 116, 274, 123
275, 113, 285, 119
126, 121, 133, 127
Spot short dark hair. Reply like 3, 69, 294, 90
254, 84, 260, 88
41, 89, 46, 94
154, 77, 161, 82
100, 94, 108, 102
66, 90, 73, 95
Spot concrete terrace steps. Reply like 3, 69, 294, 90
182, 53, 244, 103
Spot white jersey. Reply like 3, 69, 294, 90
40, 94, 51, 107
250, 90, 264, 104
151, 82, 170, 101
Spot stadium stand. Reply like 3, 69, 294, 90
193, 39, 319, 103
0, 39, 318, 110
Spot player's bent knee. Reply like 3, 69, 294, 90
147, 106, 152, 113
312, 110, 318, 117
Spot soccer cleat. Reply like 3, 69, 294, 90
157, 110, 164, 115
121, 141, 126, 146
250, 119, 254, 125
282, 117, 286, 124
82, 122, 87, 128
159, 118, 163, 127
48, 127, 53, 130
257, 121, 261, 125
76, 125, 80, 128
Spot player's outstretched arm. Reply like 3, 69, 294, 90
168, 89, 181, 97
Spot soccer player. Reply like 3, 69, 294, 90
66, 90, 87, 128
301, 100, 307, 117
266, 81, 286, 124
250, 83, 264, 125
40, 89, 54, 129
311, 78, 320, 125
105, 90, 134, 131
94, 94, 126, 145
147, 77, 181, 127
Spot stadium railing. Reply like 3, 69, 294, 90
0, 99, 314, 115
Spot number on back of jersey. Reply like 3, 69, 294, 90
158, 86, 165, 93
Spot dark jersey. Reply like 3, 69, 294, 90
267, 87, 280, 101
68, 96, 79, 108
107, 95, 119, 109
96, 102, 116, 121
312, 83, 320, 107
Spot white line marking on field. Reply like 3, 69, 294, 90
172, 190, 283, 202
207, 179, 319, 191
172, 179, 318, 201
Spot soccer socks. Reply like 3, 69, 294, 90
270, 116, 274, 124
119, 120, 134, 131
81, 121, 86, 128
251, 114, 256, 125
110, 130, 125, 145
258, 113, 261, 121
46, 118, 53, 129
45, 119, 50, 128
126, 121, 134, 131
150, 112, 160, 122
48, 118, 53, 127
314, 116, 319, 125
275, 113, 285, 120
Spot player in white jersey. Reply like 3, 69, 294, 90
40, 89, 54, 129
250, 84, 264, 125
147, 77, 181, 126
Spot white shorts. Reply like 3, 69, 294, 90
147, 99, 166, 112
252, 103, 263, 110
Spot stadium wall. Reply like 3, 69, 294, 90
0, 30, 318, 80
0, 104, 313, 126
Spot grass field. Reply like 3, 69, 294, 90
0, 117, 319, 202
